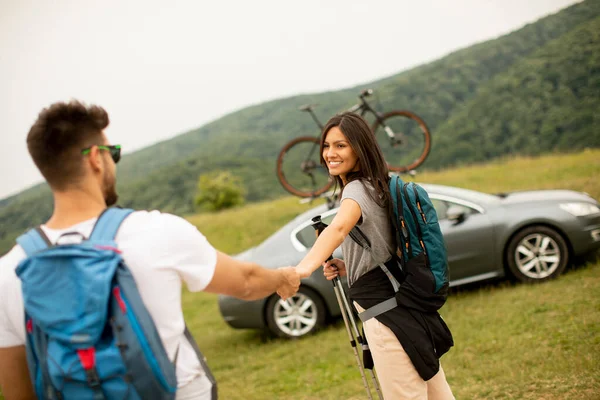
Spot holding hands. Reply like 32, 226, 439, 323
276, 267, 301, 300
323, 258, 346, 280
277, 257, 347, 300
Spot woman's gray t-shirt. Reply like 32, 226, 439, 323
341, 180, 395, 286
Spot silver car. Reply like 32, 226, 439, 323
218, 184, 600, 338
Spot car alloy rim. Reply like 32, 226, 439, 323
273, 293, 318, 337
515, 233, 561, 279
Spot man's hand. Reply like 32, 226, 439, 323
323, 258, 346, 280
0, 346, 35, 400
276, 267, 301, 300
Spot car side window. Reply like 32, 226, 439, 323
449, 202, 478, 216
432, 199, 479, 220
295, 213, 337, 248
431, 199, 448, 220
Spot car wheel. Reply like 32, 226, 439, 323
265, 286, 326, 338
506, 225, 569, 283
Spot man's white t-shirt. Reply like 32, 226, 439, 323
0, 210, 217, 388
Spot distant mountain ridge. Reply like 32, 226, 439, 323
1, 0, 599, 255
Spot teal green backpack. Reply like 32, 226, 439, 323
350, 175, 449, 312
388, 175, 449, 311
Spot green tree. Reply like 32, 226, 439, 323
195, 171, 246, 212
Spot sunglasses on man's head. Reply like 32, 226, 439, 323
81, 145, 122, 164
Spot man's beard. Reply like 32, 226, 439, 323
103, 171, 119, 207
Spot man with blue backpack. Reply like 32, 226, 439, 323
0, 100, 301, 400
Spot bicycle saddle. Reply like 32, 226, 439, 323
299, 104, 318, 112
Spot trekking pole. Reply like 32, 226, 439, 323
311, 216, 374, 400
326, 229, 383, 399
336, 280, 384, 400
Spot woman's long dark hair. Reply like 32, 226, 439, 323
320, 112, 390, 207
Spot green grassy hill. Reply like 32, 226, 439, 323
432, 15, 600, 167
1, 0, 599, 256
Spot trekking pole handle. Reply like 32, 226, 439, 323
311, 216, 340, 285
311, 216, 334, 261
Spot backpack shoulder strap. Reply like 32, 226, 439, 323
89, 207, 134, 241
388, 176, 403, 254
184, 326, 218, 399
389, 175, 400, 220
394, 177, 413, 258
348, 226, 371, 249
16, 227, 52, 256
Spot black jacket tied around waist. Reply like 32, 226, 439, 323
349, 261, 454, 381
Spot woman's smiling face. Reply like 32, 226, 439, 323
322, 126, 359, 184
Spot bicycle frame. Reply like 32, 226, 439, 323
306, 94, 385, 135
278, 88, 431, 197
351, 96, 400, 142
348, 96, 384, 122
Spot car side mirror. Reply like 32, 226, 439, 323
447, 206, 467, 225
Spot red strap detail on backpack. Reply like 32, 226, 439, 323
77, 348, 96, 370
113, 287, 127, 313
95, 245, 122, 254
26, 319, 33, 334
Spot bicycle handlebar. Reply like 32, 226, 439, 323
348, 89, 373, 114
299, 104, 318, 112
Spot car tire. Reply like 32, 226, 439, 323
265, 286, 326, 338
506, 225, 569, 283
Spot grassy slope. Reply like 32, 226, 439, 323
184, 260, 600, 400
1, 150, 598, 399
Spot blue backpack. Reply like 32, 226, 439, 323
389, 175, 449, 311
15, 208, 217, 400
349, 175, 449, 312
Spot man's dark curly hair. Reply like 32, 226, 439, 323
27, 100, 109, 189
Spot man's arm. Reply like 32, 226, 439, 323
203, 251, 300, 301
0, 346, 35, 400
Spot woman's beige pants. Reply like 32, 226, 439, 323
355, 303, 455, 400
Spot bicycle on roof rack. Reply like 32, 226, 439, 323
275, 88, 432, 198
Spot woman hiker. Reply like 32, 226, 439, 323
294, 112, 455, 400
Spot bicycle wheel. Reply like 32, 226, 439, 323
371, 110, 431, 172
276, 136, 333, 198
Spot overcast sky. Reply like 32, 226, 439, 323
0, 0, 580, 200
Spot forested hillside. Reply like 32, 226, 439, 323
431, 15, 600, 167
1, 0, 599, 256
